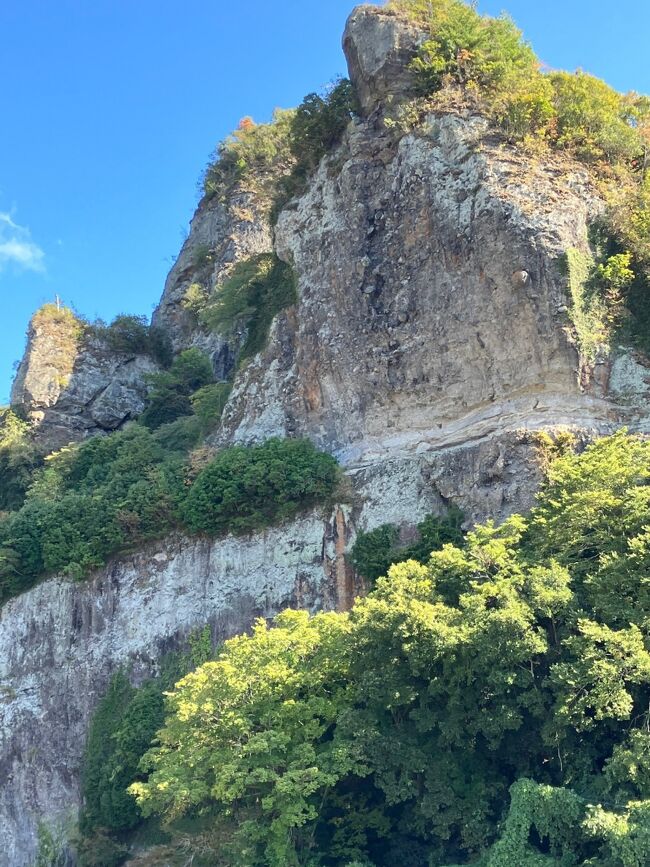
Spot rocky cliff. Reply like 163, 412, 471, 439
2, 4, 650, 864
10, 308, 161, 452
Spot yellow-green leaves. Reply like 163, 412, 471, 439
549, 620, 650, 732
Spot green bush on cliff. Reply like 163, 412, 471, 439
203, 109, 296, 203
0, 427, 340, 603
272, 78, 357, 219
199, 253, 297, 362
350, 506, 464, 584
181, 437, 340, 536
202, 80, 356, 222
77, 630, 216, 859
190, 382, 232, 433
90, 314, 173, 368
140, 348, 214, 430
0, 408, 41, 512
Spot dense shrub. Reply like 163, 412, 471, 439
140, 348, 214, 430
200, 254, 297, 362
350, 507, 464, 584
201, 82, 355, 223
272, 79, 357, 219
81, 671, 143, 833
152, 415, 203, 453
550, 71, 644, 164
190, 382, 231, 433
77, 631, 215, 858
203, 109, 296, 203
0, 408, 41, 511
0, 426, 184, 600
129, 432, 650, 866
289, 78, 357, 172
0, 429, 339, 604
181, 438, 339, 536
181, 282, 210, 320
91, 314, 171, 366
407, 1, 539, 97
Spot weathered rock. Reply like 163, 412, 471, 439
4, 5, 650, 864
11, 313, 160, 451
216, 113, 625, 464
151, 186, 273, 372
343, 4, 422, 116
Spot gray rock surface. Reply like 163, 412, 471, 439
151, 186, 273, 374
217, 112, 626, 462
343, 4, 422, 116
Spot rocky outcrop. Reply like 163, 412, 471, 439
216, 113, 626, 463
11, 312, 160, 451
152, 185, 273, 374
343, 4, 422, 116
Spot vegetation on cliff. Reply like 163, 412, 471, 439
61, 432, 650, 866
0, 430, 339, 603
201, 78, 356, 220
350, 506, 464, 585
11, 4, 650, 865
195, 253, 297, 363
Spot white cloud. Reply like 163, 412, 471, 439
0, 211, 45, 273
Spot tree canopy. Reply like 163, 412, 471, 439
126, 432, 650, 866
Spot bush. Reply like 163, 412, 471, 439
190, 383, 231, 433
140, 348, 214, 430
181, 283, 209, 320
200, 254, 297, 362
203, 109, 296, 203
550, 71, 643, 164
0, 426, 184, 600
289, 78, 357, 172
77, 632, 216, 856
0, 430, 339, 604
407, 0, 538, 95
350, 507, 464, 584
91, 315, 173, 368
272, 79, 357, 219
152, 416, 203, 453
81, 671, 139, 833
0, 408, 40, 511
181, 438, 339, 536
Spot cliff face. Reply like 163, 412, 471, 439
0, 510, 352, 865
3, 5, 650, 864
151, 184, 273, 375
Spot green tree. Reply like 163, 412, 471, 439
131, 611, 359, 867
140, 348, 214, 430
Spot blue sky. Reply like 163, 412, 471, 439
1, 0, 648, 403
